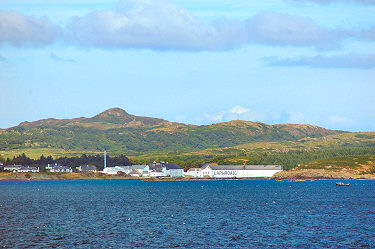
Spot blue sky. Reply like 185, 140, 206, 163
0, 0, 374, 131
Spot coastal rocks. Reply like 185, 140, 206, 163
272, 168, 375, 180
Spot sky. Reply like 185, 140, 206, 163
0, 0, 374, 132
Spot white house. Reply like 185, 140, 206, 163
4, 165, 40, 173
16, 166, 39, 173
198, 164, 283, 178
4, 165, 24, 172
46, 163, 72, 173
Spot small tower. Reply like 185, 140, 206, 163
104, 150, 107, 169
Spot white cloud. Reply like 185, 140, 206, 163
245, 12, 339, 50
69, 1, 346, 50
0, 10, 61, 48
69, 0, 243, 51
0, 0, 373, 50
266, 53, 375, 69
230, 106, 249, 115
197, 106, 271, 124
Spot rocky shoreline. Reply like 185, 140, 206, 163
272, 168, 375, 180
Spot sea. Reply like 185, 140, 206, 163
0, 180, 374, 248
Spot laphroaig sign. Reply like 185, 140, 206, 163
213, 170, 239, 177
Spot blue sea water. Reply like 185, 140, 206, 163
0, 180, 374, 248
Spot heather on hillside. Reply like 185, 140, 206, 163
0, 108, 341, 154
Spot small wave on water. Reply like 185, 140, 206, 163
0, 180, 374, 248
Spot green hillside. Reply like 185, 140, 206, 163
0, 108, 342, 155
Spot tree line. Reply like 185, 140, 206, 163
0, 153, 131, 171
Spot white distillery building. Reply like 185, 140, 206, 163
103, 165, 149, 176
149, 162, 184, 177
185, 168, 201, 177
198, 164, 283, 178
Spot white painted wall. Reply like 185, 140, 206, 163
185, 170, 200, 177
197, 166, 282, 178
211, 169, 282, 178
168, 169, 184, 177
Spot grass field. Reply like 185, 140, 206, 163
0, 148, 102, 160
298, 156, 375, 170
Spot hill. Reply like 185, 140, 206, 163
0, 108, 342, 155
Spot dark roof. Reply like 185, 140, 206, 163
4, 165, 23, 168
79, 165, 97, 171
165, 163, 182, 170
187, 168, 200, 171
131, 165, 147, 169
149, 164, 163, 170
151, 168, 163, 172
51, 165, 70, 169
51, 165, 68, 168
150, 163, 182, 170
17, 166, 38, 170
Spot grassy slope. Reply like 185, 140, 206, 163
0, 120, 341, 155
1, 132, 374, 161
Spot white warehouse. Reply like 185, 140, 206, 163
197, 164, 283, 178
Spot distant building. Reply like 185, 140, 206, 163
76, 165, 97, 172
103, 165, 149, 176
4, 165, 39, 173
131, 165, 150, 176
129, 169, 142, 177
4, 165, 24, 172
149, 165, 166, 177
185, 168, 201, 177
198, 164, 283, 178
16, 166, 40, 173
46, 163, 72, 173
149, 162, 184, 177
